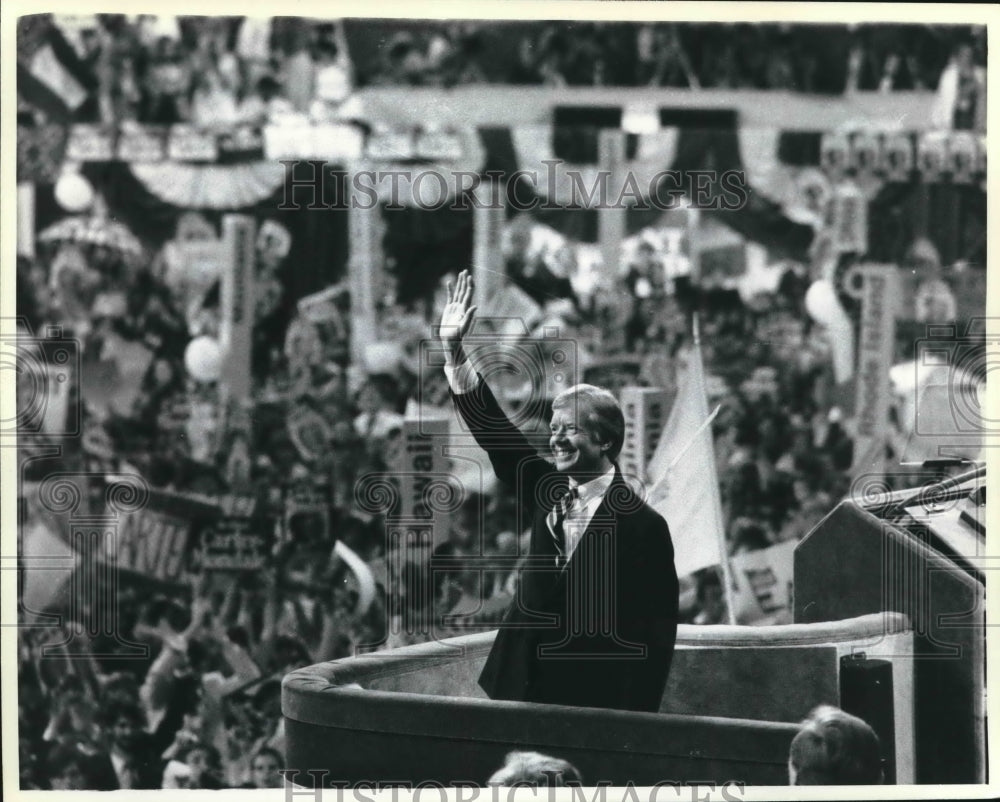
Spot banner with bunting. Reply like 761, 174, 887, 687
29, 118, 983, 181
18, 107, 986, 268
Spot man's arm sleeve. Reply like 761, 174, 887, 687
443, 359, 479, 395
448, 367, 549, 493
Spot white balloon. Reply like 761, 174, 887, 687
804, 280, 838, 326
54, 172, 95, 212
184, 336, 222, 382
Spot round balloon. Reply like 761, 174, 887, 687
54, 172, 95, 212
804, 280, 838, 326
184, 336, 222, 382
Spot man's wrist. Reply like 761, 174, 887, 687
444, 355, 479, 395
444, 342, 467, 368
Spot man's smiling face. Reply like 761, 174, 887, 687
549, 400, 609, 479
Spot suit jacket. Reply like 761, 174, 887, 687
452, 377, 679, 712
85, 734, 166, 791
88, 672, 200, 790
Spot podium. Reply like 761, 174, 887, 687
794, 466, 986, 784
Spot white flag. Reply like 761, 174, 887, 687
646, 343, 727, 578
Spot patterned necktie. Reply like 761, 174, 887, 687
552, 486, 578, 566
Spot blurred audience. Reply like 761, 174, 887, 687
21, 17, 981, 133
357, 21, 979, 94
27, 14, 356, 127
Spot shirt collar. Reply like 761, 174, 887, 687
567, 466, 616, 505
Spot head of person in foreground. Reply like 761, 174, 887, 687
487, 750, 583, 787
788, 705, 884, 785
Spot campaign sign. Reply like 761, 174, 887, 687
287, 403, 333, 464
220, 215, 256, 399
112, 489, 217, 584
619, 387, 671, 485
265, 123, 364, 161
731, 540, 797, 624
116, 125, 167, 162
218, 127, 265, 162
852, 264, 901, 472
284, 485, 330, 544
829, 180, 868, 254
397, 418, 451, 546
200, 517, 268, 571
65, 124, 115, 161
168, 125, 219, 162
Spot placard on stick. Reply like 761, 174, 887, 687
113, 490, 217, 584
852, 264, 901, 474
397, 417, 452, 547
220, 215, 256, 400
619, 386, 672, 487
200, 517, 268, 571
284, 484, 330, 545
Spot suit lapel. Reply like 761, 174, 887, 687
531, 468, 634, 625
525, 470, 631, 621
562, 468, 632, 569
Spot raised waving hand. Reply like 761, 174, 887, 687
437, 270, 477, 365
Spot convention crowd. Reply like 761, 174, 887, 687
15, 13, 982, 792
16, 208, 870, 788
377, 21, 982, 93
19, 16, 986, 130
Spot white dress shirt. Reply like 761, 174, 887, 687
547, 467, 616, 560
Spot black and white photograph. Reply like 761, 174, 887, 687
2, 2, 995, 798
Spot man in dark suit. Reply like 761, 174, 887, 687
87, 699, 173, 789
438, 270, 678, 712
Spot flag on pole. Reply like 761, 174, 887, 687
645, 336, 728, 581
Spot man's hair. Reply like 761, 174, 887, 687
179, 740, 222, 769
551, 384, 625, 461
145, 596, 190, 632
789, 705, 883, 785
100, 698, 145, 730
487, 750, 583, 786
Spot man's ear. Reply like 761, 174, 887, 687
590, 430, 610, 453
